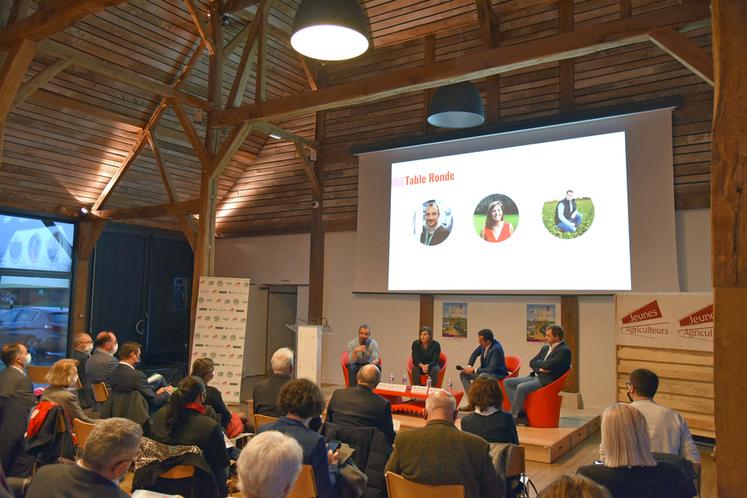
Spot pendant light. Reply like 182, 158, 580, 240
291, 0, 370, 61
427, 81, 485, 129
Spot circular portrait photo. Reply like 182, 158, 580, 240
542, 189, 595, 239
417, 199, 452, 246
473, 194, 519, 243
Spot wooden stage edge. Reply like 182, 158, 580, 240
394, 408, 602, 464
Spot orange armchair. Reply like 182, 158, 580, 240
341, 351, 382, 387
500, 355, 521, 411
407, 352, 447, 387
524, 369, 571, 428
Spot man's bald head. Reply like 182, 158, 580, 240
357, 364, 381, 388
424, 390, 457, 422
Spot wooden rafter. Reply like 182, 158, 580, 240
295, 142, 321, 197
91, 198, 200, 220
171, 97, 210, 168
649, 28, 714, 86
91, 128, 151, 211
297, 54, 318, 91
208, 122, 254, 178
222, 0, 259, 14
38, 40, 211, 111
0, 0, 130, 50
183, 0, 216, 56
215, 2, 710, 127
0, 37, 36, 122
254, 13, 267, 103
255, 121, 317, 150
475, 0, 499, 48
226, 0, 270, 108
13, 58, 71, 107
223, 0, 277, 59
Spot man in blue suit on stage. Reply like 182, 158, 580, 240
459, 329, 508, 410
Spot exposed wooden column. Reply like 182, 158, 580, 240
560, 295, 579, 393
422, 34, 435, 134
308, 69, 327, 325
476, 0, 500, 124
419, 295, 434, 329
0, 36, 36, 164
72, 219, 106, 335
559, 0, 574, 114
712, 0, 747, 494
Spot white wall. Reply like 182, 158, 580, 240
215, 209, 711, 410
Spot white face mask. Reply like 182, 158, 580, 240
24, 353, 32, 366
83, 344, 94, 354
112, 343, 118, 355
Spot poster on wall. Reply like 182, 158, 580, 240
615, 293, 713, 352
442, 302, 467, 338
526, 304, 557, 342
192, 277, 251, 403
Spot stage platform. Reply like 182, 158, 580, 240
394, 408, 601, 464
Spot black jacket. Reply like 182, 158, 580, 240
528, 342, 572, 386
205, 386, 232, 429
109, 364, 169, 411
252, 373, 291, 417
133, 452, 219, 498
326, 386, 395, 445
26, 463, 129, 498
0, 367, 35, 414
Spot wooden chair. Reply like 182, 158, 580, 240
253, 413, 278, 431
27, 365, 51, 384
385, 471, 465, 498
92, 382, 109, 403
505, 445, 525, 478
72, 418, 95, 448
160, 465, 196, 479
286, 465, 316, 498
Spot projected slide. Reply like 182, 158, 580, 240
388, 131, 631, 291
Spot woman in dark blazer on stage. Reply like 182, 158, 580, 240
411, 326, 441, 386
461, 375, 519, 444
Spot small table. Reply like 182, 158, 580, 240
374, 386, 464, 416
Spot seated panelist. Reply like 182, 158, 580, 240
411, 326, 441, 386
459, 329, 508, 407
346, 324, 380, 387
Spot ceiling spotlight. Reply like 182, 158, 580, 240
80, 207, 89, 214
427, 81, 485, 129
269, 133, 282, 139
291, 0, 370, 61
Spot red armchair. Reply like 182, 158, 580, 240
524, 369, 571, 428
407, 352, 447, 388
500, 355, 521, 411
341, 351, 382, 387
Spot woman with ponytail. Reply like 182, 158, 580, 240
149, 375, 231, 496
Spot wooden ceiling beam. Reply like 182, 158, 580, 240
0, 37, 36, 122
38, 40, 211, 111
208, 122, 254, 178
649, 28, 714, 86
13, 58, 71, 107
222, 0, 260, 14
91, 128, 151, 211
0, 0, 130, 50
226, 0, 270, 108
91, 198, 200, 220
214, 2, 711, 127
255, 120, 317, 150
295, 142, 321, 197
297, 54, 318, 91
171, 97, 210, 169
183, 0, 216, 56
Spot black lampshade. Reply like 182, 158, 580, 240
427, 81, 485, 129
291, 0, 370, 61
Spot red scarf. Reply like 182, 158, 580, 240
184, 402, 206, 415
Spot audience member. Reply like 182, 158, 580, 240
385, 390, 504, 498
237, 431, 303, 498
149, 376, 230, 497
41, 359, 96, 424
71, 332, 94, 408
459, 329, 508, 408
538, 474, 612, 498
600, 368, 699, 464
109, 341, 172, 412
504, 324, 571, 423
192, 357, 251, 436
577, 403, 695, 498
461, 375, 518, 444
410, 326, 442, 386
259, 379, 340, 498
25, 417, 142, 498
85, 331, 119, 390
0, 342, 35, 413
346, 324, 379, 387
326, 363, 395, 444
253, 347, 294, 417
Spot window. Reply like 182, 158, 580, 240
0, 214, 75, 366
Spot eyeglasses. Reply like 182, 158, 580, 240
625, 382, 632, 388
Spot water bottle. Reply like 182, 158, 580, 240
402, 373, 408, 386
389, 372, 395, 385
426, 376, 432, 391
447, 378, 453, 392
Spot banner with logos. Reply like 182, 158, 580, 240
615, 292, 713, 352
192, 277, 251, 403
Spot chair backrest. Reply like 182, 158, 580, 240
286, 464, 316, 498
73, 418, 95, 448
27, 365, 51, 384
341, 351, 350, 387
92, 382, 109, 403
505, 445, 525, 478
385, 472, 465, 498
253, 413, 278, 430
505, 356, 521, 377
160, 464, 196, 479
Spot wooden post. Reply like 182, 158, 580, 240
559, 0, 574, 114
419, 295, 434, 330
308, 69, 327, 324
560, 295, 579, 393
72, 219, 106, 335
712, 0, 747, 494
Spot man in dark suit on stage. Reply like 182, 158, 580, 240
109, 341, 172, 413
504, 324, 572, 424
0, 342, 36, 413
26, 417, 142, 498
459, 328, 509, 408
385, 390, 503, 498
326, 364, 395, 444
253, 347, 294, 417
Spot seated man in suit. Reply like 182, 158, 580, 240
326, 363, 395, 444
0, 342, 36, 413
253, 347, 294, 417
26, 417, 142, 498
109, 341, 172, 413
72, 332, 94, 408
459, 329, 508, 409
85, 331, 119, 408
385, 390, 504, 498
504, 324, 572, 424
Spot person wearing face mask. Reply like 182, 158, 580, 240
41, 359, 97, 424
109, 341, 172, 413
72, 332, 94, 408
0, 342, 36, 413
25, 417, 141, 498
149, 376, 231, 497
85, 331, 119, 410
